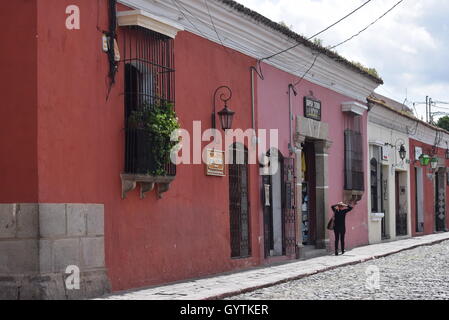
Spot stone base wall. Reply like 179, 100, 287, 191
0, 204, 110, 300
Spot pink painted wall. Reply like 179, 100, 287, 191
256, 63, 369, 250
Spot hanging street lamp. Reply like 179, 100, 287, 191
430, 157, 439, 170
398, 144, 407, 161
212, 86, 235, 131
419, 154, 431, 166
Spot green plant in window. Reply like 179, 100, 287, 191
128, 100, 180, 176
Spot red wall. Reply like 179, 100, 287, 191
0, 0, 38, 203
410, 138, 449, 236
33, 0, 260, 291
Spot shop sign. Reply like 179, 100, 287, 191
206, 149, 225, 177
304, 96, 321, 121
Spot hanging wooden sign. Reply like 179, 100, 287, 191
206, 149, 225, 177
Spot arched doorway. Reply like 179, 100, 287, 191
229, 143, 251, 258
262, 149, 296, 258
263, 149, 284, 257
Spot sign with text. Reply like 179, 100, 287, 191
206, 149, 225, 177
304, 96, 321, 121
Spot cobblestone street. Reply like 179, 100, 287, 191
227, 241, 449, 300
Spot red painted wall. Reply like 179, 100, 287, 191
256, 63, 370, 251
409, 138, 449, 236
0, 0, 38, 203
33, 0, 260, 291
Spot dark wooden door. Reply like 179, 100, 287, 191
435, 170, 446, 232
395, 172, 407, 236
229, 144, 250, 258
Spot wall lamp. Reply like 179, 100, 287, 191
212, 86, 235, 131
398, 144, 407, 161
419, 154, 431, 166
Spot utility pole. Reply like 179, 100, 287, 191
426, 96, 429, 123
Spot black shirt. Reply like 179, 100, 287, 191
331, 205, 353, 232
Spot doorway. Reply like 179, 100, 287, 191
229, 143, 250, 258
415, 167, 424, 233
268, 149, 284, 256
262, 149, 296, 258
395, 171, 408, 236
301, 141, 317, 246
435, 168, 446, 232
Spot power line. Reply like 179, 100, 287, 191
329, 0, 404, 50
204, 0, 234, 55
292, 0, 404, 89
171, 0, 206, 37
261, 0, 373, 61
293, 53, 319, 87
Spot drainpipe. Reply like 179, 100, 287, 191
251, 67, 256, 133
288, 84, 297, 155
250, 65, 264, 137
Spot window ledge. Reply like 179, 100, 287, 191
121, 174, 175, 200
344, 190, 364, 203
342, 101, 368, 116
117, 10, 184, 39
370, 212, 385, 222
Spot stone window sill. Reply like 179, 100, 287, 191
370, 212, 385, 222
121, 174, 175, 200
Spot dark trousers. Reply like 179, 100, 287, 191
334, 229, 345, 253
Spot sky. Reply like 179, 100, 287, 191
236, 0, 449, 121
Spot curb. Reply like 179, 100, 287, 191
204, 236, 449, 300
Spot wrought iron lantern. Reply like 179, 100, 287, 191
212, 86, 235, 131
398, 144, 406, 161
430, 157, 438, 170
419, 154, 430, 166
446, 148, 449, 159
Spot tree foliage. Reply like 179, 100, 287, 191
436, 116, 449, 131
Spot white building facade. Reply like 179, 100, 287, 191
367, 98, 413, 244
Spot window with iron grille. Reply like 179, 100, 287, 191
370, 145, 383, 213
344, 115, 364, 191
122, 26, 176, 176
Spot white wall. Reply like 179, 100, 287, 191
367, 115, 412, 244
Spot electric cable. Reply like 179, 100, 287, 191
291, 0, 404, 89
261, 0, 373, 61
328, 0, 404, 50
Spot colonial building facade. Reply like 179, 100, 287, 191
6, 0, 449, 301
367, 95, 413, 243
367, 95, 449, 244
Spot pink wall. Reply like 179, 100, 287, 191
33, 0, 260, 291
410, 138, 449, 235
0, 0, 38, 203
256, 63, 369, 250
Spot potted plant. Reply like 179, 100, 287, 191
127, 100, 180, 176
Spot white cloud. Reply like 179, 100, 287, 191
236, 0, 449, 120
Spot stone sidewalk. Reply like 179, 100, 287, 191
98, 232, 449, 300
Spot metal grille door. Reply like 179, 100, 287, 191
282, 158, 296, 257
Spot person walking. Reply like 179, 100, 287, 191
331, 201, 354, 256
